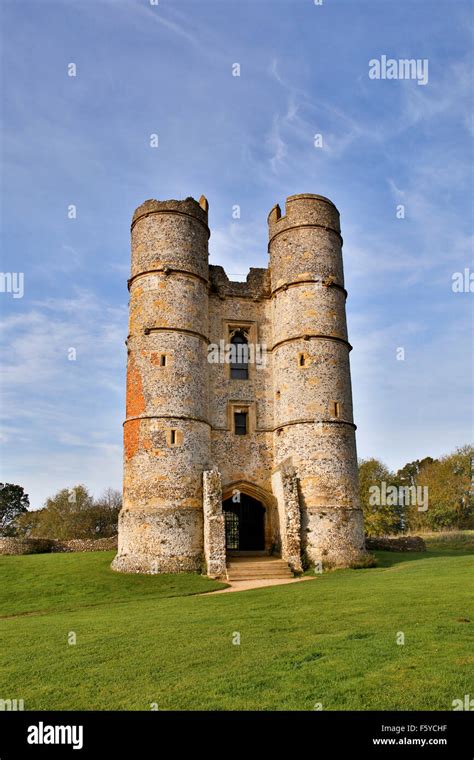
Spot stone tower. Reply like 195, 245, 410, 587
112, 193, 366, 575
269, 195, 363, 567
112, 197, 211, 573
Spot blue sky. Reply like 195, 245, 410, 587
0, 0, 472, 509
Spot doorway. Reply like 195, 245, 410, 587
222, 493, 265, 551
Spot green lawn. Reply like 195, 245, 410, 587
0, 543, 472, 710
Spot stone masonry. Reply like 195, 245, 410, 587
112, 193, 367, 576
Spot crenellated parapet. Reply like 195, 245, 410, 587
209, 265, 270, 300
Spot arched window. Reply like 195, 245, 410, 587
230, 329, 249, 379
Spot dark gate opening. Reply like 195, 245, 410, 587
223, 493, 265, 551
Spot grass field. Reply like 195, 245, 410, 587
0, 537, 472, 711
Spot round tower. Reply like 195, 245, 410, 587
269, 194, 366, 567
112, 196, 211, 573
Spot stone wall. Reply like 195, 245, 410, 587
51, 536, 118, 553
203, 470, 226, 577
208, 290, 274, 498
0, 536, 118, 555
0, 537, 57, 555
271, 467, 302, 572
365, 536, 426, 552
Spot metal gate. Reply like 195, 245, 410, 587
223, 494, 265, 550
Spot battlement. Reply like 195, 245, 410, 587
209, 265, 270, 300
268, 193, 341, 242
131, 195, 209, 230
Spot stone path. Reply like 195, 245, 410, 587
199, 576, 314, 595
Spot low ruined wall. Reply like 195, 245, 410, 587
365, 536, 426, 552
51, 536, 118, 553
0, 537, 57, 555
2, 533, 426, 557
0, 535, 118, 555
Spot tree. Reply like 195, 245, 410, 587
359, 459, 404, 536
27, 485, 94, 540
95, 487, 122, 512
396, 457, 435, 489
23, 485, 121, 540
14, 509, 43, 538
404, 445, 474, 531
0, 483, 30, 536
87, 488, 121, 537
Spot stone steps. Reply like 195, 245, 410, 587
226, 556, 293, 581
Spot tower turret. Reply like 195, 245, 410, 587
112, 196, 211, 573
269, 194, 366, 567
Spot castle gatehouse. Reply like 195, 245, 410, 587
112, 193, 367, 576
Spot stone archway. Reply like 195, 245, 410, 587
221, 481, 278, 554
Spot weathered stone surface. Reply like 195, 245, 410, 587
203, 470, 226, 577
111, 508, 203, 573
51, 536, 118, 553
113, 193, 367, 575
269, 195, 366, 569
271, 467, 302, 572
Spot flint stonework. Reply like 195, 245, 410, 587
203, 470, 226, 577
112, 193, 367, 575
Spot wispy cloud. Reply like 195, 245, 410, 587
0, 0, 472, 508
0, 289, 126, 505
